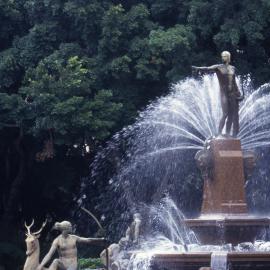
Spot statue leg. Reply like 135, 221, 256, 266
232, 100, 239, 137
218, 94, 228, 134
48, 259, 65, 270
225, 99, 233, 135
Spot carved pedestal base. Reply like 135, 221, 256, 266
188, 137, 264, 245
201, 138, 247, 215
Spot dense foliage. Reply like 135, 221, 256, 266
0, 0, 270, 269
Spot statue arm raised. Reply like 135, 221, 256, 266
38, 239, 58, 269
192, 65, 219, 73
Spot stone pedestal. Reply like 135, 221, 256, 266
185, 216, 270, 245
185, 137, 269, 245
201, 138, 247, 215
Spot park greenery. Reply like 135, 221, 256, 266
0, 0, 270, 269
78, 258, 103, 269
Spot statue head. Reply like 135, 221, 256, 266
221, 51, 231, 64
53, 221, 72, 235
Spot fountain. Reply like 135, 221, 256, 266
150, 54, 270, 269
151, 133, 270, 269
80, 63, 270, 270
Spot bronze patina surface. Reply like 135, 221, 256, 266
192, 51, 243, 137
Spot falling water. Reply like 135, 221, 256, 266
239, 82, 270, 149
210, 252, 228, 270
146, 197, 199, 245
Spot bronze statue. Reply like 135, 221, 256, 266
37, 221, 104, 270
23, 219, 47, 270
192, 51, 243, 137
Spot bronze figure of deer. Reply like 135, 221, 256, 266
23, 219, 47, 270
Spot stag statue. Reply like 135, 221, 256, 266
23, 219, 47, 270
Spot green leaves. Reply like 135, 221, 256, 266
0, 0, 269, 152
0, 48, 21, 92
107, 55, 132, 79
0, 93, 25, 128
78, 258, 103, 269
149, 25, 193, 53
132, 25, 195, 81
15, 22, 60, 68
20, 50, 122, 144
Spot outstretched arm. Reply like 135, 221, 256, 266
192, 65, 219, 73
38, 239, 58, 268
75, 236, 105, 244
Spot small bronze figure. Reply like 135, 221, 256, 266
38, 221, 104, 270
192, 51, 243, 137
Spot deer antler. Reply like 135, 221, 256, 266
33, 219, 47, 235
24, 219, 35, 235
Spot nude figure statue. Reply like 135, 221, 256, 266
192, 51, 244, 137
37, 221, 104, 270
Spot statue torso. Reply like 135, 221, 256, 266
216, 64, 236, 96
57, 235, 78, 267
